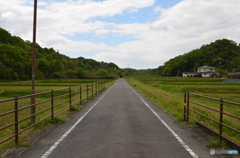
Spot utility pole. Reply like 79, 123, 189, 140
31, 0, 37, 123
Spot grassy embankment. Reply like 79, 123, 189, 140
0, 79, 115, 154
127, 76, 240, 146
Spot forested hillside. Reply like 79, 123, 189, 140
0, 28, 122, 81
158, 39, 240, 76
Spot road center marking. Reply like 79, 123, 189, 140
41, 83, 115, 158
128, 83, 199, 158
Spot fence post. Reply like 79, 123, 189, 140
14, 97, 19, 145
98, 82, 100, 93
184, 91, 186, 121
186, 92, 190, 122
219, 98, 223, 145
51, 90, 54, 119
80, 85, 82, 105
69, 87, 72, 108
96, 82, 98, 94
95, 82, 97, 95
87, 84, 89, 100
92, 83, 94, 98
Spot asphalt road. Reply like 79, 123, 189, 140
14, 79, 218, 158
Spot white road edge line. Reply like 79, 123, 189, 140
128, 83, 199, 158
41, 83, 115, 158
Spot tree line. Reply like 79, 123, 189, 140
0, 28, 123, 81
157, 39, 240, 77
127, 39, 240, 77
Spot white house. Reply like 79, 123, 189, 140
198, 66, 215, 72
183, 66, 219, 78
198, 66, 218, 77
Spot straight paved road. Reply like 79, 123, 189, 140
16, 79, 216, 158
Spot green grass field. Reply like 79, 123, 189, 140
0, 79, 100, 98
0, 79, 114, 154
127, 76, 240, 146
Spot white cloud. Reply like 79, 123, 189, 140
154, 6, 165, 13
0, 0, 240, 69
1, 11, 16, 21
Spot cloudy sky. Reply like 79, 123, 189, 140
1, 0, 240, 69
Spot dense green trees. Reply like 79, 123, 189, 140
158, 39, 240, 76
98, 69, 109, 77
0, 28, 122, 81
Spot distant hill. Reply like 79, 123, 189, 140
157, 39, 240, 77
0, 27, 122, 81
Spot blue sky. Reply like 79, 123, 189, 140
62, 0, 183, 47
1, 0, 240, 69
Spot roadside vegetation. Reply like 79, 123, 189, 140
127, 76, 240, 146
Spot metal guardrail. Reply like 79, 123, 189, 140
0, 81, 105, 145
183, 91, 240, 149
